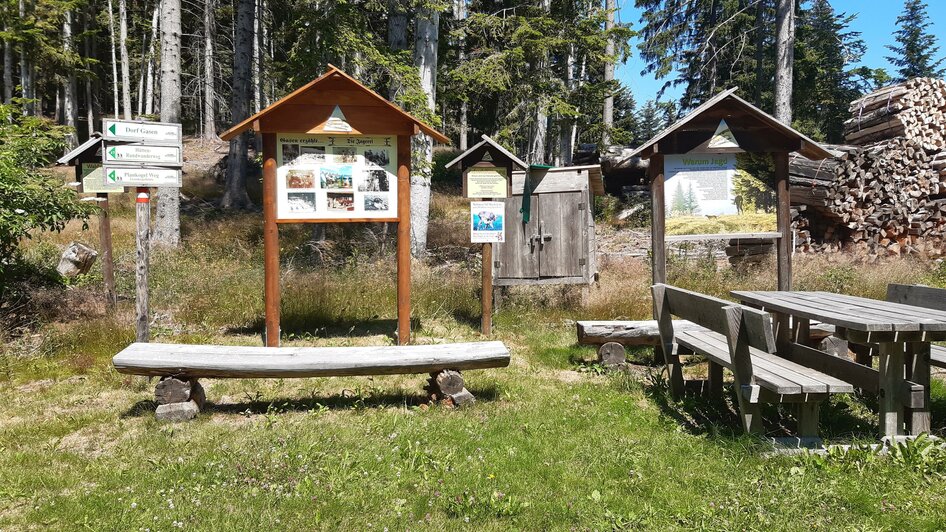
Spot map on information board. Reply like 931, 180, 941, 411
276, 134, 397, 221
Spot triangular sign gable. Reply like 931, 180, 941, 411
481, 151, 493, 162
707, 119, 739, 149
323, 105, 353, 132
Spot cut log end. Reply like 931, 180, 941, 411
597, 342, 627, 369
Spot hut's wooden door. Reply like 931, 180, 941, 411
537, 191, 586, 277
495, 194, 540, 278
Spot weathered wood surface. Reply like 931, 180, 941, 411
576, 319, 701, 346
113, 341, 511, 378
597, 342, 626, 368
135, 188, 150, 343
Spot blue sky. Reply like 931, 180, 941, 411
616, 0, 946, 103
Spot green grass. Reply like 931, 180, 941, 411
665, 213, 777, 235
5, 181, 946, 529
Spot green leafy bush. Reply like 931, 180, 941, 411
0, 103, 93, 287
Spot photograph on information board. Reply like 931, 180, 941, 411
663, 153, 775, 234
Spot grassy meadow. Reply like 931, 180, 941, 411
5, 159, 946, 529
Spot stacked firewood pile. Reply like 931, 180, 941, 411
792, 78, 946, 257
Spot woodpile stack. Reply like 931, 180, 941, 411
792, 78, 946, 258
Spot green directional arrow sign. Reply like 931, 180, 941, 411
108, 147, 117, 158
108, 123, 116, 135
108, 170, 117, 182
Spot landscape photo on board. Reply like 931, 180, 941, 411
332, 146, 358, 163
296, 145, 326, 164
287, 192, 317, 213
327, 192, 355, 211
281, 143, 300, 165
358, 169, 390, 192
320, 165, 353, 190
364, 193, 389, 211
286, 169, 315, 189
363, 148, 390, 169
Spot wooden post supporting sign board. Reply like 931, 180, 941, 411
135, 188, 150, 342
219, 66, 449, 347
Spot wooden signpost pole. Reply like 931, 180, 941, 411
135, 187, 150, 342
396, 135, 412, 345
262, 133, 281, 347
481, 231, 492, 335
97, 192, 117, 309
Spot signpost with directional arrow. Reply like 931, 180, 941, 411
102, 119, 185, 343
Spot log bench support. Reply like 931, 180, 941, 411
426, 369, 475, 407
154, 377, 205, 422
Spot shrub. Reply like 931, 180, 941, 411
0, 103, 93, 291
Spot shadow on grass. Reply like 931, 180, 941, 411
228, 317, 422, 342
643, 372, 889, 442
121, 384, 501, 418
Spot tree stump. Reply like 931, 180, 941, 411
597, 342, 627, 369
56, 242, 98, 278
155, 377, 192, 405
426, 369, 475, 407
189, 380, 206, 410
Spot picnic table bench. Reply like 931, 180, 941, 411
732, 289, 946, 437
652, 284, 854, 439
113, 341, 511, 419
886, 284, 946, 369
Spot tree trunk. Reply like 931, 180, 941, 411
3, 23, 12, 103
154, 0, 182, 247
106, 0, 120, 118
560, 43, 575, 165
411, 8, 439, 257
63, 10, 79, 149
530, 0, 550, 164
774, 0, 795, 125
387, 0, 408, 99
252, 0, 261, 114
19, 0, 33, 115
454, 0, 468, 150
752, 0, 765, 106
83, 9, 95, 137
144, 4, 159, 116
202, 0, 217, 138
221, 0, 255, 210
118, 0, 131, 119
602, 0, 615, 146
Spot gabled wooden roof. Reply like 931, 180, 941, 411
629, 88, 831, 160
220, 65, 450, 143
57, 133, 102, 165
445, 134, 528, 170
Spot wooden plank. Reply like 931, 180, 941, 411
774, 152, 791, 291
538, 191, 584, 277
396, 135, 411, 345
135, 188, 150, 343
262, 133, 280, 347
649, 154, 666, 289
113, 341, 511, 378
482, 241, 493, 335
724, 306, 764, 433
887, 284, 946, 312
575, 319, 703, 346
663, 286, 776, 352
780, 342, 879, 392
732, 291, 893, 332
665, 232, 781, 242
785, 292, 927, 331
510, 168, 591, 195
878, 341, 905, 437
796, 402, 821, 438
651, 284, 684, 398
708, 360, 724, 399
907, 342, 932, 435
931, 345, 946, 368
809, 292, 946, 331
276, 218, 399, 224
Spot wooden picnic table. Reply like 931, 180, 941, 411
731, 290, 946, 438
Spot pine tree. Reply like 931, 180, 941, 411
885, 0, 944, 82
636, 100, 664, 142
671, 180, 686, 215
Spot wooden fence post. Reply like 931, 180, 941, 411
135, 187, 150, 342
98, 192, 117, 309
774, 151, 792, 291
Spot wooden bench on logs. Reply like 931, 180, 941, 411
652, 283, 856, 441
112, 341, 511, 421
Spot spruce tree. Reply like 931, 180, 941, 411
885, 0, 944, 82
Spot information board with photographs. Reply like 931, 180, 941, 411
276, 133, 398, 221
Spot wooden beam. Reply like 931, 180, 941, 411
774, 151, 791, 291
396, 135, 411, 345
97, 193, 117, 309
135, 188, 150, 343
649, 154, 666, 294
113, 341, 511, 378
262, 133, 280, 347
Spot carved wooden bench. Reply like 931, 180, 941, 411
113, 341, 511, 420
